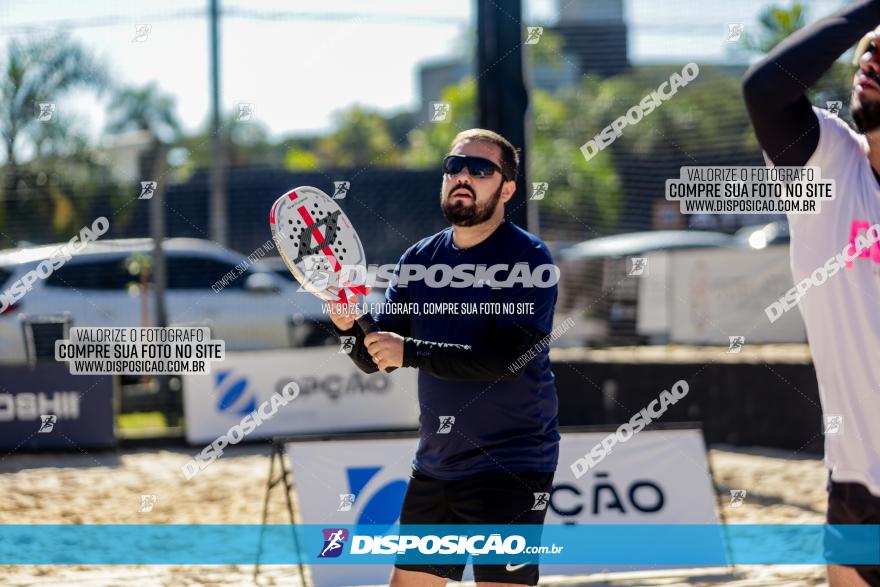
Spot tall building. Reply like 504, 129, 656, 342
554, 0, 629, 76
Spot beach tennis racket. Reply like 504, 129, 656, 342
269, 186, 396, 371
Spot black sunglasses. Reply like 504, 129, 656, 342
442, 155, 506, 180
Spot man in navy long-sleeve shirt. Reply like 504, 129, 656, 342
330, 128, 559, 587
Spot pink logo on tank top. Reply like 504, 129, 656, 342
846, 219, 880, 268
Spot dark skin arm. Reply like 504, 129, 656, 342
742, 0, 880, 165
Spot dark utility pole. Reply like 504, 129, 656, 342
208, 0, 227, 245
476, 0, 530, 231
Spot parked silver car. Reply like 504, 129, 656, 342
0, 238, 333, 363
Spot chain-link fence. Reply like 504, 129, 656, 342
0, 0, 855, 423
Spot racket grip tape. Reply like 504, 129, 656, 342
355, 313, 380, 334
355, 313, 398, 373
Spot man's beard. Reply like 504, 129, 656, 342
852, 93, 880, 133
441, 183, 503, 227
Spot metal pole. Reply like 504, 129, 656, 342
208, 0, 227, 245
150, 143, 169, 328
476, 0, 530, 232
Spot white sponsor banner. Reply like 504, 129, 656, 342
182, 347, 418, 444
636, 251, 670, 337
666, 246, 806, 344
285, 428, 719, 587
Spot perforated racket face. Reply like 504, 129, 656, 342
269, 186, 368, 303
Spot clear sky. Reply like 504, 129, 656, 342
0, 0, 848, 141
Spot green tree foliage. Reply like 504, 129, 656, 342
525, 28, 564, 69
742, 2, 806, 54
284, 145, 320, 171
403, 79, 476, 168
533, 85, 624, 234
106, 82, 181, 141
16, 118, 121, 241
0, 34, 110, 246
315, 106, 401, 168
582, 65, 755, 157
454, 63, 754, 236
0, 34, 108, 166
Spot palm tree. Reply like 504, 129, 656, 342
0, 34, 107, 239
105, 81, 182, 198
106, 82, 181, 143
105, 83, 182, 330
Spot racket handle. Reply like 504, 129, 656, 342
355, 313, 398, 373
356, 313, 380, 334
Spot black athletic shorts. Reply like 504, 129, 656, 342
825, 477, 880, 585
394, 467, 555, 586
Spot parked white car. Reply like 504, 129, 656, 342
0, 238, 333, 363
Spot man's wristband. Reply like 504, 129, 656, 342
332, 321, 356, 336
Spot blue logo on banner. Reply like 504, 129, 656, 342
318, 528, 348, 558
346, 466, 408, 530
214, 371, 256, 415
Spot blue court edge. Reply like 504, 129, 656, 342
0, 524, 877, 565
